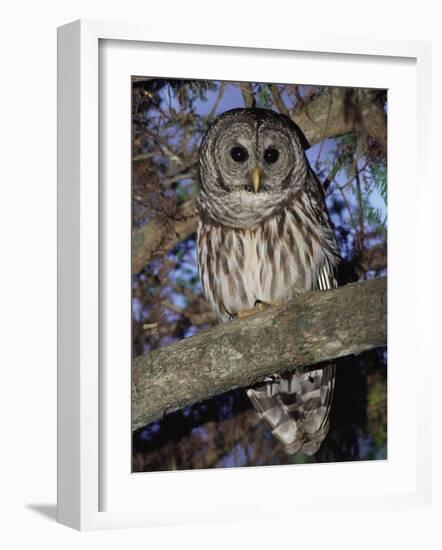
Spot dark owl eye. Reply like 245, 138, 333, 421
264, 147, 279, 163
230, 146, 248, 162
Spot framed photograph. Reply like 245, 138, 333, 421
130, 79, 388, 470
57, 20, 432, 530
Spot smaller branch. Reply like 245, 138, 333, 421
143, 323, 159, 331
162, 173, 195, 188
184, 310, 217, 326
160, 301, 184, 316
132, 198, 197, 274
240, 83, 255, 108
355, 165, 366, 255
132, 151, 158, 163
161, 299, 217, 326
143, 128, 184, 165
314, 90, 333, 168
207, 82, 226, 120
270, 84, 290, 116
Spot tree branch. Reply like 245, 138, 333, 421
131, 198, 196, 273
292, 88, 387, 153
132, 277, 387, 430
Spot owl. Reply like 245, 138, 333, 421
196, 107, 340, 456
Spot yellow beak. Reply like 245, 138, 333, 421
251, 167, 261, 193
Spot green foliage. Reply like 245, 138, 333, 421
175, 181, 197, 204
255, 84, 272, 109
370, 161, 387, 205
336, 133, 358, 172
327, 132, 387, 237
176, 80, 217, 109
365, 161, 387, 234
365, 205, 387, 234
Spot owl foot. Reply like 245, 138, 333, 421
236, 300, 281, 320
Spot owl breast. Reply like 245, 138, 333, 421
197, 201, 333, 321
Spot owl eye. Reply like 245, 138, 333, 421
230, 146, 248, 163
264, 147, 279, 163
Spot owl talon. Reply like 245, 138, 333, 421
236, 300, 281, 320
255, 299, 282, 309
236, 307, 261, 320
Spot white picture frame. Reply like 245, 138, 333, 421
57, 19, 432, 531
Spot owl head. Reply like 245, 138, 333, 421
198, 108, 309, 228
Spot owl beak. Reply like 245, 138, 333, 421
251, 167, 261, 193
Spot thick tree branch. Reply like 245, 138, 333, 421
132, 277, 387, 430
292, 88, 387, 153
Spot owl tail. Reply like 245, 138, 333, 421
246, 364, 335, 456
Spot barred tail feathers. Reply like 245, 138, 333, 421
247, 365, 335, 455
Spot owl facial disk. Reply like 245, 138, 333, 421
198, 108, 309, 228
201, 109, 307, 201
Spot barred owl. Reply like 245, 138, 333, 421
196, 108, 340, 455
